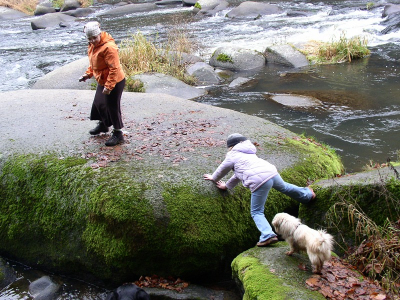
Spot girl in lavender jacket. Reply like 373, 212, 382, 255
203, 133, 315, 247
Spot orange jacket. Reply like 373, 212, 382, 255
85, 32, 125, 91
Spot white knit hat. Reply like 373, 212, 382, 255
84, 21, 101, 38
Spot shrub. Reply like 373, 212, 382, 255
119, 28, 197, 86
216, 53, 233, 63
0, 0, 38, 14
300, 33, 370, 64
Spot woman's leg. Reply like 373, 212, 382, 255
106, 78, 125, 130
271, 174, 313, 204
251, 180, 277, 242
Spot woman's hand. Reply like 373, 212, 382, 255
102, 87, 111, 95
215, 180, 227, 190
78, 74, 90, 82
203, 174, 213, 181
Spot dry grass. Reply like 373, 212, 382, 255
119, 23, 198, 91
300, 33, 370, 64
0, 0, 92, 14
0, 0, 38, 14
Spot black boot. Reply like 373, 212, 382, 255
105, 130, 124, 146
89, 122, 109, 135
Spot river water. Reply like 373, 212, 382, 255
1, 0, 400, 298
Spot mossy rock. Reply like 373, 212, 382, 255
231, 243, 325, 300
299, 165, 400, 254
0, 90, 343, 283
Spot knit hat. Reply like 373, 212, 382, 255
84, 21, 101, 38
227, 133, 248, 148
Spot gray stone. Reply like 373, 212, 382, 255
228, 77, 255, 88
62, 7, 95, 17
34, 0, 57, 16
209, 47, 265, 71
60, 0, 81, 12
380, 11, 400, 34
155, 0, 183, 6
0, 7, 28, 20
31, 12, 76, 30
98, 3, 157, 16
29, 276, 60, 300
382, 4, 400, 17
0, 258, 16, 289
195, 0, 229, 16
32, 57, 96, 90
226, 1, 282, 19
266, 94, 322, 108
265, 44, 309, 68
159, 50, 203, 66
186, 62, 221, 85
132, 72, 207, 99
182, 0, 197, 6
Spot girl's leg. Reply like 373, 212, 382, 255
106, 78, 125, 130
251, 180, 277, 242
271, 174, 313, 204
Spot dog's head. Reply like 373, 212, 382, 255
272, 212, 301, 237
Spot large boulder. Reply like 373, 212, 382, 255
98, 3, 157, 16
380, 11, 400, 34
186, 62, 221, 85
382, 4, 400, 17
0, 258, 16, 289
193, 0, 229, 16
62, 7, 95, 17
0, 89, 342, 283
60, 0, 81, 12
34, 0, 57, 16
32, 57, 96, 90
209, 47, 265, 71
226, 1, 283, 19
264, 44, 309, 68
29, 276, 60, 300
0, 7, 28, 20
132, 72, 207, 99
31, 12, 76, 30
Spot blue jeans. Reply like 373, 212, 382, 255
250, 174, 313, 242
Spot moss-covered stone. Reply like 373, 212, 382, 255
231, 244, 325, 300
0, 90, 344, 284
299, 165, 400, 254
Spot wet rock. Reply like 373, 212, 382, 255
34, 0, 57, 16
60, 0, 81, 12
194, 0, 229, 16
182, 0, 197, 6
209, 47, 265, 71
226, 1, 282, 20
0, 258, 17, 289
29, 276, 60, 300
31, 12, 76, 30
382, 4, 400, 17
62, 7, 96, 17
228, 77, 256, 88
265, 93, 322, 108
132, 72, 207, 99
265, 44, 309, 68
0, 7, 28, 20
98, 3, 157, 16
380, 11, 400, 34
32, 57, 95, 90
155, 0, 183, 6
186, 62, 221, 85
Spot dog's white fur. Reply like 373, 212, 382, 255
271, 212, 333, 274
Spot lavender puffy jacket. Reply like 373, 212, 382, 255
211, 140, 278, 192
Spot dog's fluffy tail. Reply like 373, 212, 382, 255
311, 230, 334, 260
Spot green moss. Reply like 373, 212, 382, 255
194, 2, 201, 9
216, 53, 234, 63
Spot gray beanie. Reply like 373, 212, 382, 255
84, 21, 101, 38
227, 133, 248, 148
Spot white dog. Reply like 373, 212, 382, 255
271, 212, 334, 274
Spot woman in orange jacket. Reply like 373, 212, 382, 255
79, 21, 126, 147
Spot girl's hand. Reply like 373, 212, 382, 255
216, 181, 227, 190
203, 174, 213, 181
102, 87, 111, 95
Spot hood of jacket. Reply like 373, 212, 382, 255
231, 140, 257, 154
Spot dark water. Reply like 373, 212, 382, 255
1, 0, 400, 298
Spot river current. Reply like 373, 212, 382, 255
1, 0, 400, 298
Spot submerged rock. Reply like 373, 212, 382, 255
265, 93, 322, 108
